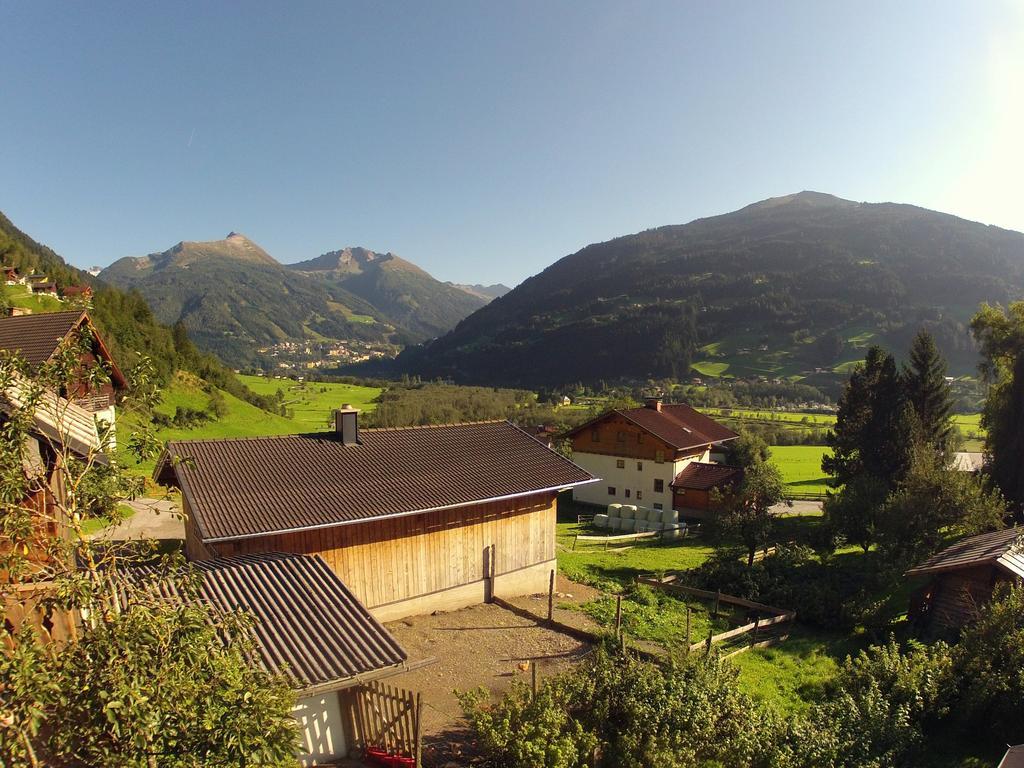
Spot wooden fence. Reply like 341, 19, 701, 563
353, 680, 422, 766
636, 574, 796, 657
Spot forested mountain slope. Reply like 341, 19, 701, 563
0, 212, 275, 409
395, 192, 1024, 387
288, 246, 488, 340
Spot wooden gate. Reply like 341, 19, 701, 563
353, 680, 422, 766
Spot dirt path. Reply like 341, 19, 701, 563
384, 576, 603, 765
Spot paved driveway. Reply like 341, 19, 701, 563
103, 498, 184, 541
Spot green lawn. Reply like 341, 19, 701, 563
769, 445, 830, 495
557, 519, 715, 592
732, 626, 860, 713
237, 374, 381, 430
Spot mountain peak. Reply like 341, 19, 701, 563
745, 191, 856, 212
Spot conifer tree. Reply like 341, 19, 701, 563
903, 330, 955, 461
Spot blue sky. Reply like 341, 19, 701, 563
3, 1, 1022, 286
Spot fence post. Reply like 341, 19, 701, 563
548, 569, 555, 624
685, 606, 692, 650
531, 662, 538, 699
615, 594, 623, 639
714, 589, 721, 618
414, 692, 422, 768
751, 615, 760, 647
705, 626, 713, 654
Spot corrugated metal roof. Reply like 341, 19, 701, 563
2, 371, 101, 458
906, 527, 1024, 579
671, 462, 743, 491
130, 553, 407, 690
157, 420, 596, 542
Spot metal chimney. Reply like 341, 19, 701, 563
334, 405, 361, 446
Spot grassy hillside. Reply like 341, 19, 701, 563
237, 374, 381, 430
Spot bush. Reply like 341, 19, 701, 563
460, 644, 786, 768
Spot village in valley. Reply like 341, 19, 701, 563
5, 4, 1024, 768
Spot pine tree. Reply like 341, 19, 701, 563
823, 346, 913, 490
903, 330, 954, 461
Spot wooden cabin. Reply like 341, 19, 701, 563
562, 397, 738, 514
0, 310, 126, 442
130, 552, 410, 766
906, 527, 1024, 633
155, 414, 595, 621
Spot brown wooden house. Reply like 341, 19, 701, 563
1, 373, 104, 643
0, 310, 126, 441
562, 397, 739, 514
906, 527, 1024, 632
155, 413, 595, 621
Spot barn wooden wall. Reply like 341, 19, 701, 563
192, 492, 558, 610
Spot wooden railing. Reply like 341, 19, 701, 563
636, 574, 796, 657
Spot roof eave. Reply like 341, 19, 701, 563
200, 477, 599, 545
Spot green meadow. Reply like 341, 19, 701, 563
237, 374, 381, 430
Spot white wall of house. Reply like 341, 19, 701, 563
294, 691, 346, 766
571, 449, 710, 509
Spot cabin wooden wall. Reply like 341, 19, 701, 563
925, 565, 1013, 630
199, 492, 558, 611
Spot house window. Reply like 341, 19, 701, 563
654, 479, 664, 493
616, 459, 625, 469
616, 430, 627, 442
624, 489, 631, 498
591, 429, 600, 442
653, 502, 664, 511
655, 450, 665, 464
636, 462, 643, 471
608, 486, 616, 495
636, 491, 643, 500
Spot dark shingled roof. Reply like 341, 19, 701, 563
131, 553, 407, 690
157, 420, 596, 542
564, 403, 738, 453
671, 462, 744, 491
0, 310, 86, 367
906, 527, 1024, 579
0, 310, 126, 387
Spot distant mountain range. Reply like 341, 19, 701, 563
393, 192, 1024, 388
99, 235, 494, 366
444, 282, 511, 301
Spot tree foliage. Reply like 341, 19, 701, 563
971, 301, 1024, 512
902, 330, 955, 460
0, 345, 297, 766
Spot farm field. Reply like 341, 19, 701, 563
770, 445, 830, 496
237, 374, 382, 430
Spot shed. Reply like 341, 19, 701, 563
670, 462, 744, 518
906, 527, 1024, 632
130, 552, 411, 766
155, 417, 595, 621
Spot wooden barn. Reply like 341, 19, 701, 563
906, 527, 1024, 632
130, 552, 412, 766
155, 412, 595, 621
